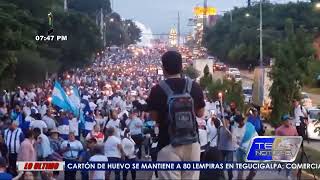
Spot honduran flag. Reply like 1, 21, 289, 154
69, 86, 81, 117
51, 81, 76, 115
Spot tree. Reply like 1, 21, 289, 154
0, 2, 37, 89
53, 11, 102, 70
207, 78, 244, 111
270, 19, 314, 126
199, 65, 213, 89
206, 2, 320, 66
183, 66, 200, 79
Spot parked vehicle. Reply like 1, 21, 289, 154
213, 62, 227, 71
243, 86, 253, 104
301, 92, 312, 109
307, 108, 320, 140
226, 68, 240, 76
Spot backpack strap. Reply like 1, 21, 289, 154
183, 78, 193, 94
159, 80, 174, 97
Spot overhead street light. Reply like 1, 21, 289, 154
316, 2, 320, 9
110, 18, 114, 22
245, 13, 250, 17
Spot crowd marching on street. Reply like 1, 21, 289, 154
0, 47, 304, 180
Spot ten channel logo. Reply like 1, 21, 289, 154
246, 136, 303, 162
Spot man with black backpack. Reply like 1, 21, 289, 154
146, 51, 205, 179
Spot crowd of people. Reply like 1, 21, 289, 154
0, 47, 304, 180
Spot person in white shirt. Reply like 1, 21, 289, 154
61, 132, 83, 180
125, 109, 143, 159
106, 110, 121, 137
42, 110, 56, 131
69, 116, 79, 140
30, 113, 48, 134
197, 117, 208, 161
122, 129, 136, 180
104, 127, 124, 180
22, 103, 32, 117
292, 99, 308, 137
33, 128, 53, 160
89, 145, 108, 180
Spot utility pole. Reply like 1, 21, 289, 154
64, 0, 68, 12
100, 8, 104, 46
259, 0, 264, 106
178, 12, 180, 46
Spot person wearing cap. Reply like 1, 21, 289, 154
275, 115, 298, 136
247, 108, 264, 136
275, 115, 298, 180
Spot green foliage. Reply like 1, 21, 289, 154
206, 2, 320, 66
199, 65, 213, 89
0, 0, 141, 89
183, 66, 200, 79
269, 18, 314, 126
207, 78, 244, 112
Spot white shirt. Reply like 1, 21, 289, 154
30, 120, 47, 133
122, 137, 136, 159
232, 125, 247, 150
126, 118, 143, 135
25, 115, 35, 123
69, 118, 79, 136
104, 136, 121, 158
23, 106, 31, 116
106, 119, 121, 137
294, 105, 307, 126
206, 119, 218, 147
42, 115, 56, 130
61, 140, 83, 159
95, 117, 106, 127
38, 134, 53, 158
199, 129, 208, 151
89, 154, 108, 180
89, 102, 97, 111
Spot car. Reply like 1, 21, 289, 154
213, 62, 227, 71
226, 68, 240, 76
307, 108, 320, 140
301, 92, 312, 108
234, 74, 242, 82
243, 86, 253, 103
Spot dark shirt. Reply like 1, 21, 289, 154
146, 78, 205, 150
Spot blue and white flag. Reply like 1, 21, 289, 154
69, 86, 81, 117
51, 81, 74, 114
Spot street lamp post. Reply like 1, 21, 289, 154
259, 0, 264, 107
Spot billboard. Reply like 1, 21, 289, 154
193, 7, 217, 16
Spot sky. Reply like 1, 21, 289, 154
113, 0, 301, 35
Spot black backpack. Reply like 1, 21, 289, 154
159, 77, 199, 147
